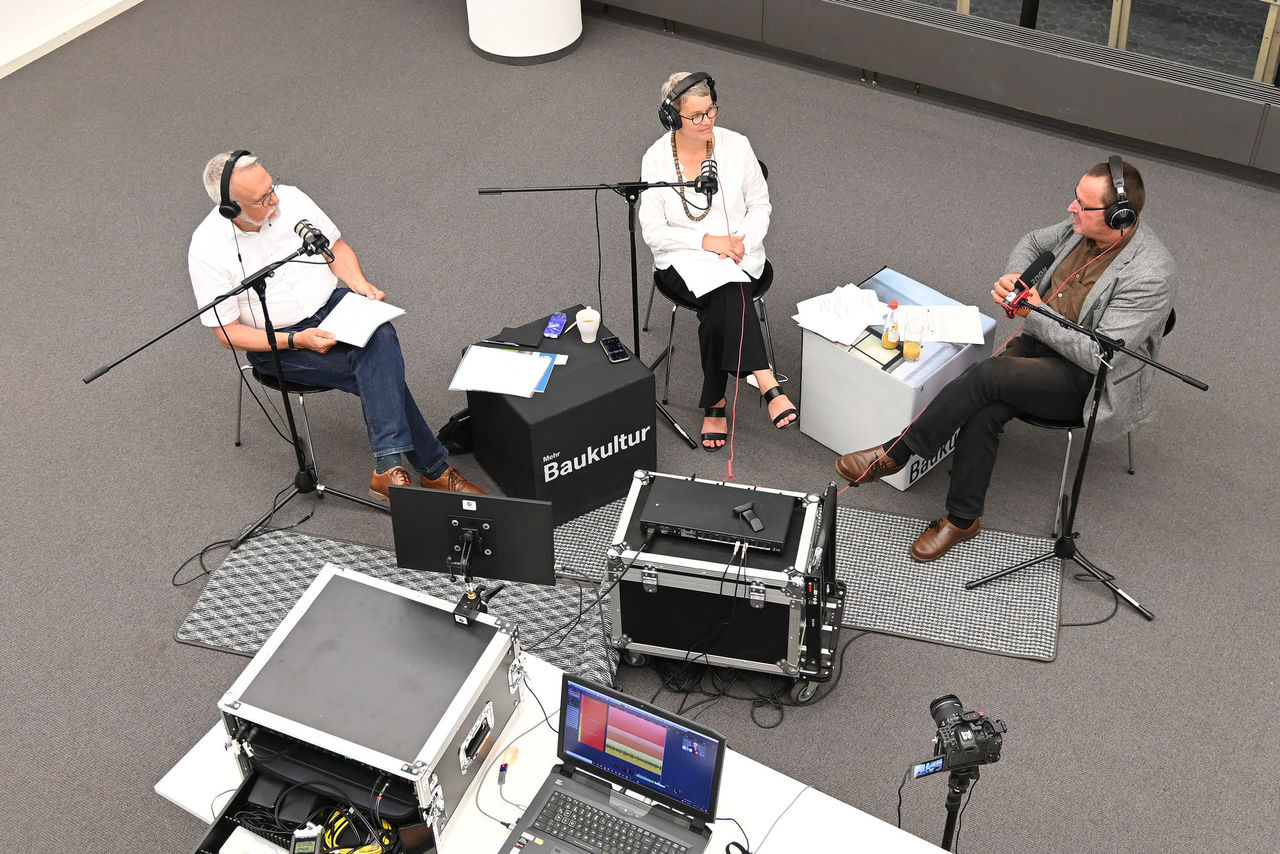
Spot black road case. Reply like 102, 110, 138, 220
606, 472, 846, 700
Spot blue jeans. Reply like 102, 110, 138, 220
247, 289, 449, 478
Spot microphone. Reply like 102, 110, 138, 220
294, 219, 334, 261
1002, 250, 1055, 318
693, 158, 718, 200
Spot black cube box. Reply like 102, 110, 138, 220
468, 307, 656, 524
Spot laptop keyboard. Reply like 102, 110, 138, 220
532, 790, 691, 854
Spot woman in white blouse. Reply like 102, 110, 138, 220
639, 71, 796, 452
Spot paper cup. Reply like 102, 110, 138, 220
576, 307, 600, 343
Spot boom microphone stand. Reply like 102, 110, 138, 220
85, 243, 387, 551
479, 178, 703, 448
964, 303, 1207, 619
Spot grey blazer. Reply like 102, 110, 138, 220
1006, 218, 1176, 443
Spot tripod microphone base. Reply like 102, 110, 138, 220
229, 477, 389, 552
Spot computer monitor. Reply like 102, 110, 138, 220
388, 485, 556, 587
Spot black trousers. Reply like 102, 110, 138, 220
901, 335, 1094, 520
655, 262, 772, 408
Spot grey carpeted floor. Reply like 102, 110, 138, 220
1, 2, 1277, 852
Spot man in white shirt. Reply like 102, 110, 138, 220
189, 150, 482, 500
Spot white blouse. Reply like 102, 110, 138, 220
638, 126, 771, 279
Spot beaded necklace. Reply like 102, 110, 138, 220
670, 131, 714, 222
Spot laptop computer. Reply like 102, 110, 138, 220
638, 477, 795, 553
500, 675, 725, 854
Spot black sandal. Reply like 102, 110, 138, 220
701, 406, 728, 452
762, 386, 797, 429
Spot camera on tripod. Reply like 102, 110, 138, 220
929, 694, 1006, 772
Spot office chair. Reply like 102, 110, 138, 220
1017, 308, 1176, 535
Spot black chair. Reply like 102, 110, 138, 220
234, 361, 332, 480
1017, 308, 1176, 535
648, 261, 782, 405
643, 159, 783, 404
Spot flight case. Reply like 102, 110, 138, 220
198, 565, 522, 853
606, 471, 846, 700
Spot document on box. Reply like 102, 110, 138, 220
668, 249, 752, 298
897, 305, 986, 345
317, 292, 406, 346
793, 284, 887, 346
449, 345, 555, 397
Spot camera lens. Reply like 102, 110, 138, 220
930, 694, 964, 727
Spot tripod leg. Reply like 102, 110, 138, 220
965, 550, 1057, 590
315, 485, 392, 514
1072, 549, 1155, 620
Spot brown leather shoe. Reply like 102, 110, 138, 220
369, 465, 413, 502
420, 466, 485, 495
835, 446, 905, 485
910, 517, 982, 562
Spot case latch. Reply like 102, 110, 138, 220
748, 580, 766, 609
641, 567, 658, 593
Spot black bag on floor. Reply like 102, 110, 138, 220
436, 408, 472, 454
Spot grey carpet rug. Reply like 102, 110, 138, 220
175, 529, 620, 686
179, 501, 1061, 667
557, 500, 1062, 661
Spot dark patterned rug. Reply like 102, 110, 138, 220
178, 500, 1061, 666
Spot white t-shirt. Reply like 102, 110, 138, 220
638, 126, 771, 279
188, 185, 342, 329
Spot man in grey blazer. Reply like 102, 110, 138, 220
835, 159, 1175, 561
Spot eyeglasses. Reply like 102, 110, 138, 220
245, 184, 279, 208
680, 104, 719, 125
1073, 195, 1106, 212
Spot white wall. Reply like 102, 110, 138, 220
0, 0, 145, 79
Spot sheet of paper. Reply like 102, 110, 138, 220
317, 292, 406, 346
792, 284, 888, 346
667, 249, 752, 298
448, 345, 553, 397
897, 305, 986, 345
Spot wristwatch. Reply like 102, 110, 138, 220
287, 332, 297, 350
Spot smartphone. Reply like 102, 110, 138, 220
600, 335, 630, 363
543, 312, 568, 338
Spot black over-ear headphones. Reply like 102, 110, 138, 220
1105, 155, 1137, 231
658, 72, 717, 132
217, 149, 252, 220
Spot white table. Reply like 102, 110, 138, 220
157, 654, 941, 853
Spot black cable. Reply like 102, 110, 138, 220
521, 672, 559, 734
208, 786, 239, 820
953, 776, 978, 853
525, 540, 650, 651
896, 765, 911, 828
717, 815, 751, 854
1059, 586, 1120, 627
593, 188, 604, 316
473, 674, 561, 829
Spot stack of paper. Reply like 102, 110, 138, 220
449, 345, 564, 398
792, 284, 887, 346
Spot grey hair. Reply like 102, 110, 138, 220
660, 72, 711, 110
202, 151, 264, 203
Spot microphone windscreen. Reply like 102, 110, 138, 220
1018, 250, 1056, 288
